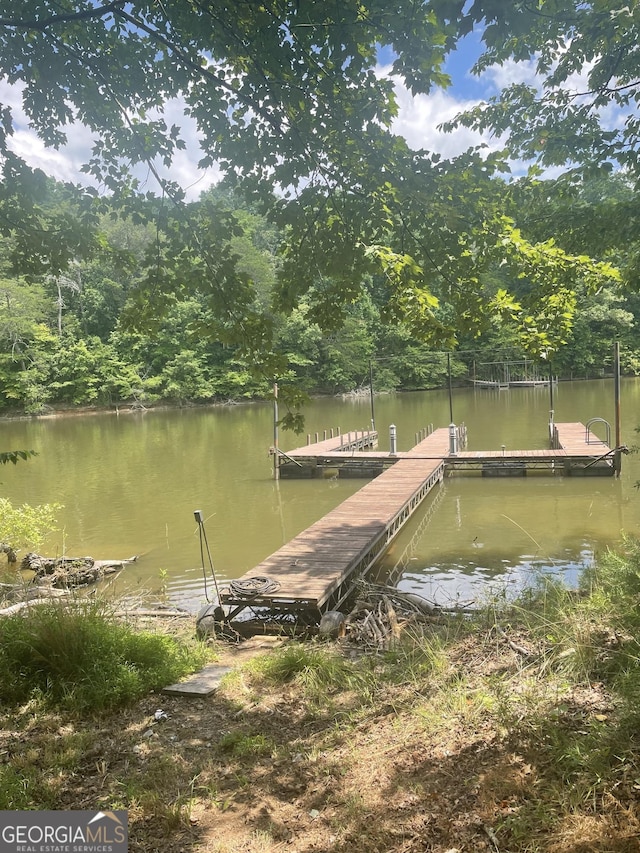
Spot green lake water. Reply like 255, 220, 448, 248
1, 378, 638, 610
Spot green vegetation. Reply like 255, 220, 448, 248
2, 544, 640, 849
0, 601, 208, 713
0, 175, 635, 420
0, 4, 637, 421
0, 497, 60, 565
0, 7, 638, 846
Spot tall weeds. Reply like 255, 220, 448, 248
0, 600, 207, 713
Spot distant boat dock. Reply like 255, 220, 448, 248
218, 420, 619, 634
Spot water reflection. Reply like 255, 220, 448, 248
0, 378, 638, 610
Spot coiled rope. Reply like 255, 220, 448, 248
229, 576, 281, 597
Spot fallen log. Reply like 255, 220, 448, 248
0, 600, 190, 619
22, 553, 138, 588
0, 596, 68, 617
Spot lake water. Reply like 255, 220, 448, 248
1, 378, 638, 610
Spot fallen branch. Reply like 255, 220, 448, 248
0, 597, 68, 617
494, 625, 534, 658
114, 609, 191, 618
22, 553, 138, 588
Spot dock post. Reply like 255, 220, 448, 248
389, 424, 397, 456
449, 423, 458, 455
273, 383, 280, 480
369, 358, 376, 431
614, 341, 622, 476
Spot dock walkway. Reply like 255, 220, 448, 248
220, 430, 450, 629
219, 422, 616, 633
449, 422, 614, 475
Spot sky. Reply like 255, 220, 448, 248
0, 31, 545, 201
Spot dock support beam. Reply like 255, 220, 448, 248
273, 382, 280, 480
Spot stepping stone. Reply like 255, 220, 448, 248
162, 664, 233, 697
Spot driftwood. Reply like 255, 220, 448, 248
114, 608, 191, 618
339, 582, 473, 650
22, 553, 138, 588
356, 581, 474, 615
0, 599, 190, 618
0, 596, 68, 617
493, 625, 534, 658
344, 596, 407, 650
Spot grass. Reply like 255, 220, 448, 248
244, 642, 356, 689
3, 544, 640, 851
0, 599, 208, 713
219, 731, 276, 757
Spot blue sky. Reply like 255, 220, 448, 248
378, 29, 487, 98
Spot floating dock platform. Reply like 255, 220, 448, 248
218, 421, 618, 634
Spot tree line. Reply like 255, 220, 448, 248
0, 172, 637, 419
1, 3, 639, 423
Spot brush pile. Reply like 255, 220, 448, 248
338, 583, 447, 650
22, 553, 138, 587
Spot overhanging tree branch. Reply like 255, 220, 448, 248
0, 2, 126, 30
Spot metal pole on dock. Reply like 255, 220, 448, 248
273, 382, 280, 480
447, 352, 454, 423
614, 341, 622, 476
449, 423, 458, 455
389, 424, 397, 456
369, 359, 375, 430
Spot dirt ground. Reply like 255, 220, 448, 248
3, 619, 640, 853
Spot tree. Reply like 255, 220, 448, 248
438, 1, 640, 180
0, 2, 628, 383
0, 498, 59, 564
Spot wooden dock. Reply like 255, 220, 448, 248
278, 429, 381, 478
220, 430, 450, 632
448, 422, 615, 475
218, 421, 617, 634
279, 421, 616, 478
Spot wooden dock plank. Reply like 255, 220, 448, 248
554, 422, 609, 455
221, 422, 614, 632
288, 430, 378, 456
222, 454, 445, 611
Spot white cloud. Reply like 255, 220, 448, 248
478, 56, 542, 95
386, 74, 503, 157
0, 80, 219, 201
1, 80, 97, 184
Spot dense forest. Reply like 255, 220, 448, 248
1, 2, 639, 423
0, 172, 637, 418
